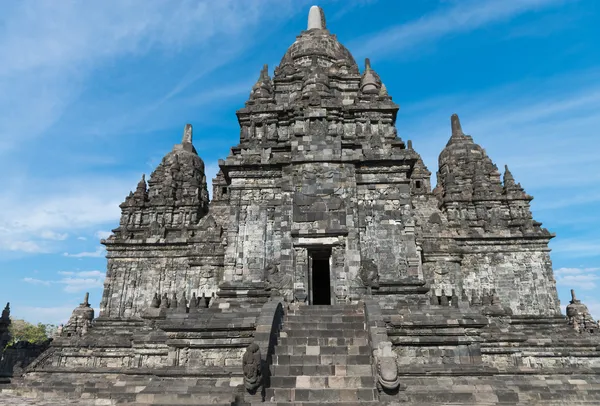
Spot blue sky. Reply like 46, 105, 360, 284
0, 0, 598, 325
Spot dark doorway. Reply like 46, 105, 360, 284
310, 251, 331, 305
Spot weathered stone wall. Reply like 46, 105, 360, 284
0, 341, 50, 378
222, 175, 282, 283
460, 246, 560, 315
178, 348, 245, 368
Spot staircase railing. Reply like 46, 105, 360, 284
243, 297, 285, 402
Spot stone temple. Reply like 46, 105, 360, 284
2, 5, 600, 406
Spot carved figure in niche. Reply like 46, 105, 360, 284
160, 293, 169, 308
359, 259, 379, 294
177, 292, 188, 313
264, 262, 292, 301
190, 293, 198, 309
150, 293, 160, 308
242, 343, 262, 392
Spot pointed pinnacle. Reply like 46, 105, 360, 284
182, 124, 193, 144
259, 64, 269, 81
451, 114, 464, 137
379, 83, 388, 97
503, 165, 515, 186
365, 58, 372, 72
308, 5, 326, 30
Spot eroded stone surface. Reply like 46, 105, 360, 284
0, 394, 92, 405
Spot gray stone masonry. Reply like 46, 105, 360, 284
3, 4, 600, 406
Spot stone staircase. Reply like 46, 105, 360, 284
264, 304, 379, 405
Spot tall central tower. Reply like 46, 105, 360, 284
218, 6, 422, 305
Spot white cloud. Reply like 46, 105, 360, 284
350, 0, 564, 60
77, 236, 87, 241
555, 267, 600, 290
22, 277, 52, 286
551, 240, 600, 258
23, 270, 106, 294
5, 240, 46, 253
63, 247, 106, 258
13, 305, 79, 325
74, 270, 105, 278
0, 174, 135, 255
40, 230, 69, 241
95, 230, 112, 240
0, 1, 302, 153
60, 277, 104, 293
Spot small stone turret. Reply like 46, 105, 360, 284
411, 157, 432, 195
566, 289, 598, 333
360, 58, 381, 95
247, 64, 274, 104
107, 123, 210, 246
0, 302, 11, 349
62, 293, 94, 337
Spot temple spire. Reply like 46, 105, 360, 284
451, 114, 464, 137
182, 124, 193, 144
307, 5, 326, 30
503, 165, 516, 187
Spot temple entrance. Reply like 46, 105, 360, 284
309, 249, 331, 305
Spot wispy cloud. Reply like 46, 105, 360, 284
350, 0, 566, 60
23, 270, 105, 293
63, 247, 106, 258
95, 231, 112, 240
0, 175, 134, 255
555, 267, 600, 290
551, 240, 600, 259
40, 231, 69, 241
0, 0, 301, 153
22, 277, 52, 286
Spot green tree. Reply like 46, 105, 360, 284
7, 319, 52, 346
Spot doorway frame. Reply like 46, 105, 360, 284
308, 247, 333, 305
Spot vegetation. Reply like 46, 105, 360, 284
7, 319, 55, 346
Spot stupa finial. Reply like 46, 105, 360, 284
308, 6, 326, 30
182, 124, 193, 144
451, 114, 464, 137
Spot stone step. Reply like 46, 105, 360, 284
274, 345, 370, 356
290, 308, 363, 313
265, 387, 377, 403
273, 354, 372, 369
135, 391, 238, 405
260, 402, 378, 406
283, 322, 366, 330
284, 315, 365, 323
278, 336, 368, 347
272, 364, 345, 376
270, 364, 373, 377
283, 329, 367, 339
270, 375, 375, 389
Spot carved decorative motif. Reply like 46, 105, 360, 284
242, 343, 262, 391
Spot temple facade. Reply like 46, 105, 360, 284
3, 6, 600, 406
100, 7, 560, 319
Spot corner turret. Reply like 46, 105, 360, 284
0, 302, 11, 349
247, 64, 274, 105
62, 293, 94, 337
